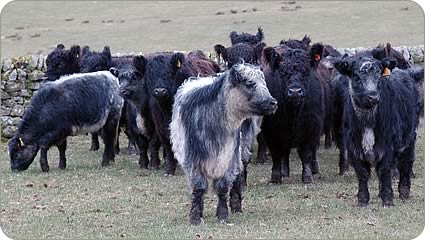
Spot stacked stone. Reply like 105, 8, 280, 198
337, 45, 424, 64
1, 55, 46, 139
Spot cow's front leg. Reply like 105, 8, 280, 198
214, 177, 229, 223
40, 148, 49, 172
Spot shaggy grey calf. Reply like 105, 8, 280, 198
170, 63, 277, 225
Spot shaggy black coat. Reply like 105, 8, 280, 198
8, 71, 123, 172
261, 43, 327, 184
45, 44, 80, 81
120, 51, 220, 175
230, 27, 264, 45
335, 56, 419, 206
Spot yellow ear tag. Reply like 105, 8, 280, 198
176, 60, 181, 68
382, 67, 391, 77
18, 138, 25, 147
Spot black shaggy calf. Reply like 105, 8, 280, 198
261, 43, 327, 184
334, 54, 420, 207
170, 63, 277, 225
45, 44, 80, 81
8, 71, 123, 172
230, 27, 264, 45
119, 51, 220, 175
80, 46, 141, 155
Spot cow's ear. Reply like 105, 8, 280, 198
109, 67, 119, 77
170, 52, 185, 70
103, 46, 112, 58
81, 46, 90, 56
57, 44, 65, 49
133, 55, 146, 77
256, 27, 264, 42
254, 42, 267, 63
334, 59, 352, 76
70, 45, 81, 59
214, 44, 228, 62
229, 31, 238, 45
263, 47, 281, 70
380, 57, 397, 74
309, 43, 324, 68
302, 35, 311, 46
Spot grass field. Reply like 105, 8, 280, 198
0, 134, 423, 239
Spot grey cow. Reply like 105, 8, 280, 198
170, 63, 277, 225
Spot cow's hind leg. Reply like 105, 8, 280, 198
164, 143, 177, 175
90, 132, 100, 151
58, 139, 67, 170
190, 171, 207, 225
256, 132, 268, 164
101, 112, 120, 167
398, 144, 415, 201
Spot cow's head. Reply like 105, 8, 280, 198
80, 46, 112, 73
111, 56, 145, 106
263, 43, 324, 105
130, 52, 185, 102
334, 55, 397, 110
8, 136, 39, 172
214, 42, 266, 68
46, 44, 80, 81
371, 43, 411, 69
227, 63, 277, 116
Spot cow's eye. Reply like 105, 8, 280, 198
245, 81, 256, 89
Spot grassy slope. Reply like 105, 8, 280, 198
0, 134, 423, 239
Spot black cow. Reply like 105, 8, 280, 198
8, 71, 123, 172
80, 46, 142, 156
261, 43, 327, 184
334, 54, 420, 207
110, 60, 160, 169
230, 27, 264, 45
119, 51, 220, 175
45, 44, 80, 81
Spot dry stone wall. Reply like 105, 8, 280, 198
1, 45, 424, 140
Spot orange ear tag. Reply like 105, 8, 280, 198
176, 60, 181, 68
382, 67, 391, 77
314, 54, 321, 62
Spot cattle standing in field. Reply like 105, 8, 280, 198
331, 43, 421, 176
334, 54, 420, 207
80, 46, 144, 157
118, 50, 220, 175
261, 43, 328, 184
170, 63, 277, 225
229, 27, 264, 45
8, 71, 123, 172
110, 60, 160, 169
45, 44, 80, 81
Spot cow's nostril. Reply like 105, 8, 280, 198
153, 88, 168, 96
270, 99, 278, 106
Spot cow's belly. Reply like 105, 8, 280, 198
70, 109, 110, 136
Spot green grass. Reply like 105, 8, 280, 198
0, 135, 424, 239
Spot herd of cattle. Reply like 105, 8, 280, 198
7, 28, 424, 225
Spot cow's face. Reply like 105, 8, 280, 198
46, 44, 80, 81
335, 56, 396, 110
112, 56, 145, 105
8, 137, 39, 172
228, 63, 277, 116
80, 46, 111, 73
264, 44, 323, 106
141, 53, 184, 102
